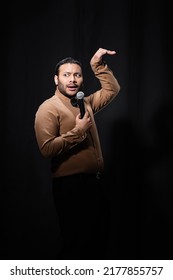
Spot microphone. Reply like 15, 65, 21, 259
76, 91, 85, 118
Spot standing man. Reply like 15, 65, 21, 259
34, 48, 120, 259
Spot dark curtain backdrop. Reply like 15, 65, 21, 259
2, 0, 173, 259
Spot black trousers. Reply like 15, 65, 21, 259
52, 173, 110, 260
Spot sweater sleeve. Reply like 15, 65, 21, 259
88, 61, 120, 113
34, 103, 86, 158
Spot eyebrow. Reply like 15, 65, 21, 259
63, 71, 82, 75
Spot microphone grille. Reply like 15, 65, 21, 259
76, 91, 84, 99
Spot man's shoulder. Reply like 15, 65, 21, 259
39, 94, 58, 108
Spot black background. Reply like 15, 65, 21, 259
1, 0, 173, 259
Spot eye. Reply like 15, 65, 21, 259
75, 73, 82, 78
63, 73, 70, 77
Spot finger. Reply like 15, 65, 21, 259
106, 50, 116, 55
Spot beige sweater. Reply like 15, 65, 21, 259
34, 61, 120, 177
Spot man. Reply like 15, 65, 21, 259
34, 48, 120, 259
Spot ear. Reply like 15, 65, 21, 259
54, 75, 58, 85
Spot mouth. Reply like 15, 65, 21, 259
67, 85, 78, 93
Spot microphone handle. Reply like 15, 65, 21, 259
78, 99, 85, 118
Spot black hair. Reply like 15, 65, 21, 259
54, 57, 82, 75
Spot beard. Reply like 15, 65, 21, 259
57, 81, 84, 99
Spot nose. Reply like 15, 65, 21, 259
70, 75, 76, 82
